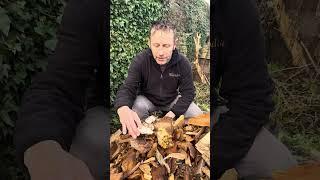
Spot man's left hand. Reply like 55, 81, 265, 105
165, 111, 175, 118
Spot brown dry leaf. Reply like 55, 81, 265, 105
187, 113, 210, 127
138, 125, 154, 135
124, 162, 141, 179
150, 161, 159, 168
110, 130, 122, 144
139, 164, 152, 180
165, 142, 178, 154
156, 127, 174, 149
201, 166, 210, 178
156, 149, 165, 165
143, 173, 153, 180
151, 166, 167, 180
188, 142, 196, 159
177, 141, 189, 152
173, 115, 185, 128
111, 143, 121, 160
186, 131, 198, 135
139, 164, 152, 174
121, 149, 137, 173
142, 157, 156, 164
195, 127, 205, 141
183, 134, 194, 142
174, 128, 184, 140
184, 125, 193, 131
154, 116, 174, 133
195, 158, 205, 175
127, 169, 141, 180
168, 173, 175, 180
118, 137, 134, 143
184, 165, 191, 180
164, 153, 187, 161
110, 166, 123, 180
185, 154, 191, 166
130, 139, 152, 154
120, 133, 131, 140
156, 149, 171, 173
145, 115, 157, 124
110, 172, 123, 180
272, 163, 320, 180
147, 143, 157, 158
169, 158, 178, 176
195, 132, 210, 166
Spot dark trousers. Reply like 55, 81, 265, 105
213, 106, 297, 179
69, 106, 108, 180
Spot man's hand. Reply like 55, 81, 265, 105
165, 111, 176, 118
24, 140, 94, 180
117, 106, 142, 138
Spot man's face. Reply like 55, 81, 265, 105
149, 29, 176, 65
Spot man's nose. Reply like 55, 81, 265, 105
158, 49, 164, 56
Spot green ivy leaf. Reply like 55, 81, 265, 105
0, 112, 14, 127
0, 7, 11, 36
44, 38, 57, 51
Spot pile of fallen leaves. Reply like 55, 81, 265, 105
110, 113, 210, 180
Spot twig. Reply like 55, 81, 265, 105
122, 162, 141, 179
271, 63, 312, 74
285, 67, 305, 82
118, 137, 133, 143
300, 40, 320, 76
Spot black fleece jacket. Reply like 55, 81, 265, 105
14, 0, 107, 164
211, 0, 275, 179
114, 48, 195, 117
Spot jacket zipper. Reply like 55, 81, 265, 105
160, 73, 163, 99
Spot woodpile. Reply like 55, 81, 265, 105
110, 113, 210, 180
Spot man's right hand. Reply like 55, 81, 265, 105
24, 140, 94, 180
117, 106, 142, 138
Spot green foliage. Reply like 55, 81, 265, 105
0, 0, 65, 178
163, 0, 210, 61
0, 0, 65, 140
110, 0, 166, 104
268, 62, 320, 162
194, 82, 210, 112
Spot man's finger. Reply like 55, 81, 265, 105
132, 114, 141, 136
121, 121, 127, 134
125, 119, 136, 138
128, 119, 138, 138
132, 112, 142, 128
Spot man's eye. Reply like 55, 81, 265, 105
163, 44, 170, 48
153, 44, 160, 47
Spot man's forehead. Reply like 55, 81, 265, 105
150, 29, 174, 38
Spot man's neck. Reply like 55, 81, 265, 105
160, 64, 166, 72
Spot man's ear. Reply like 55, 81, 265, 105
148, 38, 151, 48
173, 38, 178, 49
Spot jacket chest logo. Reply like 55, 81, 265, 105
168, 72, 180, 77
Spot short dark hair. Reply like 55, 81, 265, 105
149, 20, 176, 39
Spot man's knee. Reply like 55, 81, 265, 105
235, 127, 297, 179
132, 95, 154, 119
183, 102, 203, 118
70, 106, 108, 180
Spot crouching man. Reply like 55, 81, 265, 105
114, 20, 203, 138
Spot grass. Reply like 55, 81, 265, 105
268, 62, 320, 163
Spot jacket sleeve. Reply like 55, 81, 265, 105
212, 0, 275, 178
171, 57, 196, 117
14, 0, 105, 164
114, 53, 143, 110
